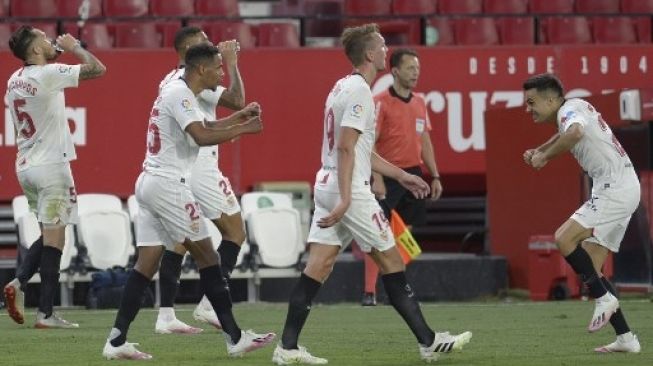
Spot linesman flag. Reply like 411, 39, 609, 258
390, 210, 422, 264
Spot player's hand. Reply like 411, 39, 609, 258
56, 34, 80, 52
430, 178, 443, 200
371, 177, 386, 200
530, 151, 548, 170
523, 149, 536, 166
317, 198, 351, 228
218, 40, 239, 67
240, 102, 261, 118
398, 172, 430, 199
242, 116, 263, 134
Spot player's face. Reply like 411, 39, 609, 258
201, 54, 224, 91
31, 29, 59, 61
524, 88, 557, 123
370, 33, 388, 72
393, 55, 420, 90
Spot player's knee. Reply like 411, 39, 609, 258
554, 230, 577, 255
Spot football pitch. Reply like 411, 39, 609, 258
1, 300, 652, 365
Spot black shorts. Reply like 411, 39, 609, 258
377, 166, 427, 226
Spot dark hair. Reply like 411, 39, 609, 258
9, 26, 38, 61
174, 26, 204, 52
522, 73, 564, 97
390, 48, 418, 68
184, 43, 220, 70
340, 23, 380, 66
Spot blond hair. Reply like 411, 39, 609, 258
340, 23, 380, 67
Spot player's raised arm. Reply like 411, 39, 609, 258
216, 40, 245, 110
56, 33, 106, 80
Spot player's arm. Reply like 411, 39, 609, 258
204, 102, 260, 129
372, 152, 430, 199
371, 99, 386, 198
56, 34, 106, 80
186, 117, 262, 146
217, 40, 244, 110
524, 133, 559, 165
530, 124, 584, 169
421, 132, 442, 200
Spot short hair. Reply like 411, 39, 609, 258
184, 43, 220, 71
340, 23, 380, 66
390, 48, 418, 68
522, 73, 564, 97
174, 26, 204, 52
9, 26, 38, 61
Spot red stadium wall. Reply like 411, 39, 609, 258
1, 46, 652, 202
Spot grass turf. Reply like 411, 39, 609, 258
0, 300, 652, 365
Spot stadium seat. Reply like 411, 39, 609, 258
454, 17, 499, 45
0, 0, 8, 16
257, 23, 301, 47
76, 194, 133, 270
528, 0, 574, 14
392, 0, 436, 15
303, 0, 343, 37
57, 0, 102, 18
634, 16, 652, 43
191, 22, 256, 49
0, 24, 10, 49
483, 0, 527, 14
150, 0, 195, 16
241, 192, 304, 268
438, 0, 482, 14
195, 0, 240, 17
157, 21, 182, 48
12, 196, 30, 224
103, 0, 149, 17
426, 17, 454, 46
344, 0, 420, 45
621, 0, 653, 13
592, 17, 637, 44
575, 0, 619, 13
203, 217, 249, 267
64, 23, 114, 49
113, 22, 162, 48
11, 0, 58, 18
541, 17, 592, 44
344, 0, 392, 15
496, 17, 535, 45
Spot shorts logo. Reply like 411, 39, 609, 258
181, 98, 193, 111
227, 196, 236, 207
190, 220, 200, 233
380, 230, 389, 242
351, 104, 363, 118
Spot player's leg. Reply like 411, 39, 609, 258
184, 236, 275, 357
213, 211, 246, 278
156, 243, 202, 334
362, 253, 378, 306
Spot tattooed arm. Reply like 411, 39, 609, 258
56, 34, 107, 80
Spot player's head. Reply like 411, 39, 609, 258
523, 73, 565, 123
9, 26, 59, 63
185, 43, 224, 91
341, 23, 387, 71
390, 48, 420, 90
174, 26, 211, 58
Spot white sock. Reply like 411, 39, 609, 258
198, 295, 212, 310
158, 307, 176, 322
619, 332, 634, 342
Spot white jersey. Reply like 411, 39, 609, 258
558, 98, 636, 187
6, 63, 80, 171
159, 68, 225, 162
314, 74, 375, 198
142, 78, 204, 180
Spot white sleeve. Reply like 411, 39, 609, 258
41, 63, 80, 91
170, 88, 204, 131
198, 86, 226, 106
341, 85, 373, 132
558, 104, 586, 132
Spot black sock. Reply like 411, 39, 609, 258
159, 251, 183, 307
601, 277, 630, 335
217, 240, 240, 279
382, 271, 435, 346
110, 270, 150, 347
564, 246, 607, 299
199, 265, 241, 343
17, 235, 44, 290
38, 246, 62, 317
281, 273, 322, 349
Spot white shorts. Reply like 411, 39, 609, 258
571, 182, 640, 252
189, 157, 240, 220
17, 162, 78, 225
307, 190, 395, 253
135, 172, 209, 249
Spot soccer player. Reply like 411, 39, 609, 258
271, 24, 472, 365
155, 26, 248, 334
102, 44, 274, 360
363, 48, 442, 306
4, 26, 106, 328
523, 73, 641, 353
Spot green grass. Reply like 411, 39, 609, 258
1, 300, 652, 365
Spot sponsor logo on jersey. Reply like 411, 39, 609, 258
58, 65, 72, 74
560, 110, 576, 124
